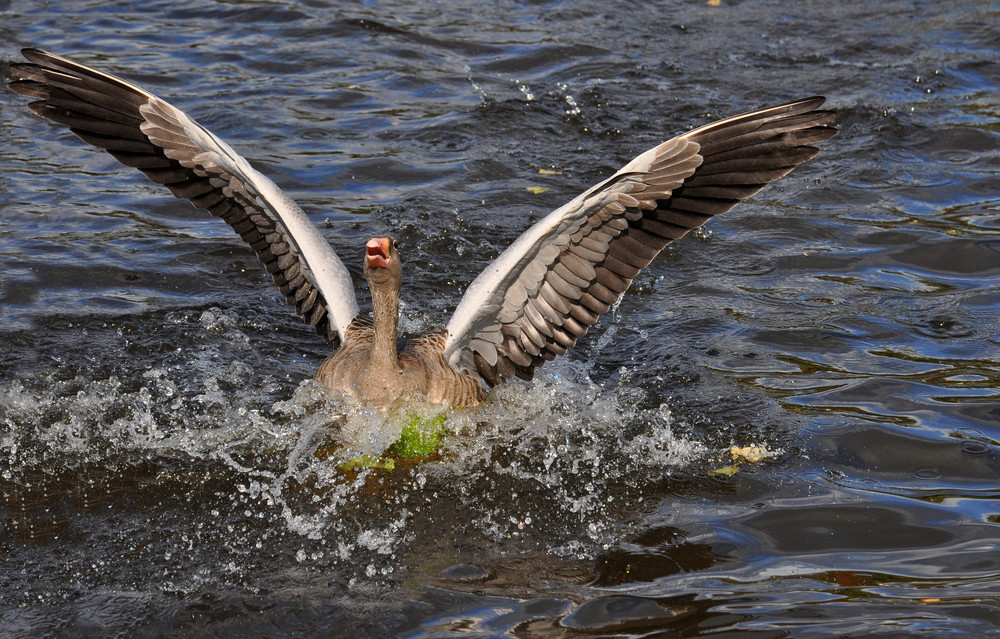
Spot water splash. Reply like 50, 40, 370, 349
1, 316, 705, 582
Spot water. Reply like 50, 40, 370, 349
1, 0, 998, 636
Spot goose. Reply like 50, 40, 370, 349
8, 48, 837, 409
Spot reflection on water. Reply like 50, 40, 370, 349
2, 0, 1000, 636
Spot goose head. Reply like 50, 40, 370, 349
364, 236, 401, 288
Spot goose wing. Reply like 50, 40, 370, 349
8, 48, 359, 342
444, 97, 837, 385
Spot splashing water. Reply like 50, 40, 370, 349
0, 316, 705, 580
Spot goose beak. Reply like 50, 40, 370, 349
366, 237, 391, 269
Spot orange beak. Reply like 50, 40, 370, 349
366, 237, 391, 269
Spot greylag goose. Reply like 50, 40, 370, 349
8, 49, 837, 408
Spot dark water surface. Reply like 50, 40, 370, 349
2, 0, 999, 636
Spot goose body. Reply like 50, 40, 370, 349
8, 49, 837, 408
314, 239, 484, 406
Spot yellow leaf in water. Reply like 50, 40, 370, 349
731, 445, 768, 463
709, 465, 738, 476
538, 168, 563, 175
526, 186, 548, 194
710, 444, 772, 476
707, 0, 722, 5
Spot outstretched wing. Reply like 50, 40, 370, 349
8, 48, 359, 342
444, 97, 837, 385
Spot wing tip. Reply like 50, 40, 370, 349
19, 47, 64, 68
